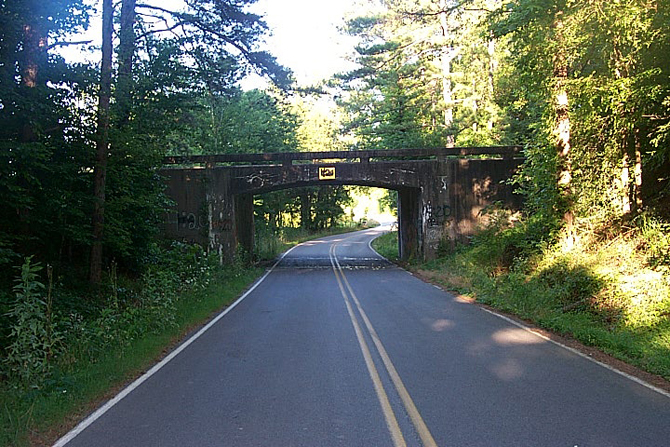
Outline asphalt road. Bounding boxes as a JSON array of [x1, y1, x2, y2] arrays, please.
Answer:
[[56, 227, 670, 447]]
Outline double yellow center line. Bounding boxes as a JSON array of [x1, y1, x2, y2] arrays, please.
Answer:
[[329, 241, 438, 447]]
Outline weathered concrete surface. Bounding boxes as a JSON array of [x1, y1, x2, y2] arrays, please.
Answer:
[[161, 153, 522, 262]]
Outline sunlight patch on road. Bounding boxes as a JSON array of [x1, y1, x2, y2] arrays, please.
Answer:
[[422, 318, 455, 332], [491, 328, 546, 346], [490, 358, 524, 381]]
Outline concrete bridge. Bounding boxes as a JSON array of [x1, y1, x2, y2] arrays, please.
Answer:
[[161, 147, 523, 262]]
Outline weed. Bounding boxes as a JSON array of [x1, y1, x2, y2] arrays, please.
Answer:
[[3, 258, 62, 389], [536, 258, 606, 311], [637, 214, 670, 269]]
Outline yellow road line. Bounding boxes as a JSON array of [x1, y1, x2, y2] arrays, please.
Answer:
[[332, 242, 439, 447], [329, 244, 407, 447]]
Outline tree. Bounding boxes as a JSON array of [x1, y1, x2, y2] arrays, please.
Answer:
[[135, 0, 291, 89], [490, 0, 664, 224], [87, 0, 293, 282], [336, 0, 504, 149], [0, 0, 89, 141], [0, 1, 93, 270], [291, 95, 347, 152], [89, 0, 114, 284]]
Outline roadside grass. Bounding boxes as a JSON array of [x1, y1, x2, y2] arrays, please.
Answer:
[[370, 231, 399, 262], [0, 265, 262, 447], [378, 216, 670, 382]]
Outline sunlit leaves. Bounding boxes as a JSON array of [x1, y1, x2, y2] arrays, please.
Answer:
[[492, 0, 669, 219]]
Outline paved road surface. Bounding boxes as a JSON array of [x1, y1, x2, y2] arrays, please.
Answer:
[[56, 227, 670, 446]]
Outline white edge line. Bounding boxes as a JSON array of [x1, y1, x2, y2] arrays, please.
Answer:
[[53, 245, 299, 447], [478, 306, 670, 400]]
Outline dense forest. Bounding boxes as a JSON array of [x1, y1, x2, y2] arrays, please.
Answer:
[[0, 0, 356, 286], [1, 0, 669, 443]]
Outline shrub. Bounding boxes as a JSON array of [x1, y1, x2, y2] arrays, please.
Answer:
[[637, 214, 670, 269], [470, 211, 559, 275], [536, 258, 607, 312], [3, 258, 61, 389]]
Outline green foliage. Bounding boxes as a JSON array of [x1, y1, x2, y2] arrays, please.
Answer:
[[310, 187, 355, 230], [3, 258, 60, 389], [379, 189, 398, 217], [165, 88, 300, 157], [292, 95, 347, 152], [0, 250, 263, 447], [0, 0, 301, 290], [468, 211, 559, 274], [337, 0, 506, 149], [371, 231, 399, 261], [0, 241, 219, 408], [536, 259, 607, 311], [217, 90, 299, 153], [0, 63, 98, 272], [637, 214, 670, 270], [254, 186, 354, 234], [490, 0, 670, 222]]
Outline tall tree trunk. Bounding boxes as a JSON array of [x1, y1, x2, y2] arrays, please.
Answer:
[[19, 19, 48, 142], [20, 21, 47, 88], [487, 33, 496, 131], [90, 0, 114, 284], [633, 129, 643, 211], [116, 0, 136, 124], [623, 126, 643, 215], [553, 11, 575, 240], [439, 0, 457, 147], [621, 150, 632, 214]]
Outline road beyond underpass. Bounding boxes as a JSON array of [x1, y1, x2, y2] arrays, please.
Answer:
[[56, 227, 670, 447]]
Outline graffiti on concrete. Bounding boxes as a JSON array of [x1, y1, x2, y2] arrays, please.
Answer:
[[175, 213, 234, 232], [389, 168, 416, 176], [440, 176, 449, 192], [425, 203, 452, 226], [177, 211, 207, 230], [212, 219, 233, 231], [426, 227, 442, 243], [425, 226, 445, 252], [238, 172, 275, 189]]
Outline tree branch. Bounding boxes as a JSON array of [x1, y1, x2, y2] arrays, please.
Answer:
[[136, 3, 179, 16], [136, 23, 184, 40], [47, 40, 93, 50]]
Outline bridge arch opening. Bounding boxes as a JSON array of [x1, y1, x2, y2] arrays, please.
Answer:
[[238, 184, 414, 262]]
